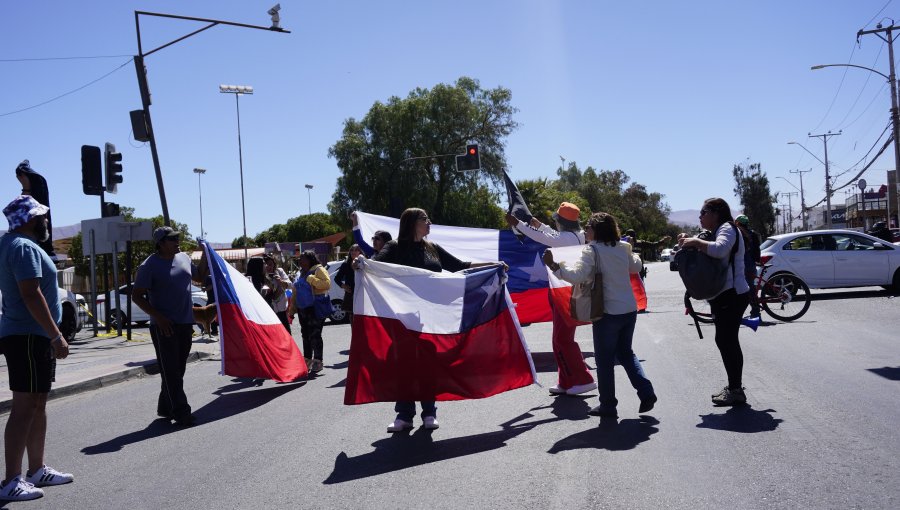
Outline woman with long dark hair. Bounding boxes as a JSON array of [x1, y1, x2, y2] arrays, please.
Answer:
[[678, 197, 750, 406], [291, 250, 331, 374], [543, 212, 656, 418], [372, 207, 502, 432]]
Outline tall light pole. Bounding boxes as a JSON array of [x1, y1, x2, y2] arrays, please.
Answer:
[[782, 191, 798, 232], [132, 9, 289, 226], [777, 174, 809, 231], [304, 184, 313, 214], [193, 167, 206, 240], [220, 84, 253, 265]]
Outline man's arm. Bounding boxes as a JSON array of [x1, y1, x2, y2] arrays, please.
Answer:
[[17, 279, 68, 358], [132, 286, 174, 337]]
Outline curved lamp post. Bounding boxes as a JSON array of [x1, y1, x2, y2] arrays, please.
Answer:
[[812, 62, 899, 228]]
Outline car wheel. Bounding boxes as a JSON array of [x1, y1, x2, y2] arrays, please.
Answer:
[[60, 304, 77, 341], [330, 300, 348, 323], [108, 309, 128, 330]]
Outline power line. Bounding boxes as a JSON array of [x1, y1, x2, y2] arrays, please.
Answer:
[[0, 54, 133, 62], [0, 58, 133, 117]]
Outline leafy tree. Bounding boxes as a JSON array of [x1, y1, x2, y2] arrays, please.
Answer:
[[733, 162, 777, 237], [231, 235, 257, 249], [253, 213, 343, 245], [328, 77, 518, 228]]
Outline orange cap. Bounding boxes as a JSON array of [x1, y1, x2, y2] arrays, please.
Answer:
[[554, 202, 581, 222]]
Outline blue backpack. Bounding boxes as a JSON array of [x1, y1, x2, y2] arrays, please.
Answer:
[[293, 274, 315, 309], [675, 223, 740, 300]]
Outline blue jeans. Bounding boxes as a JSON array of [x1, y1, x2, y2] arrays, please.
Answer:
[[591, 311, 654, 410], [395, 401, 437, 422]]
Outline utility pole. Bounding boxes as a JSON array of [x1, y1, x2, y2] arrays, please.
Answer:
[[858, 23, 900, 228], [809, 131, 841, 228], [782, 191, 798, 232], [790, 168, 811, 230]]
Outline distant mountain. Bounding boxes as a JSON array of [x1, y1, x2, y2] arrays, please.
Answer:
[[668, 210, 700, 227]]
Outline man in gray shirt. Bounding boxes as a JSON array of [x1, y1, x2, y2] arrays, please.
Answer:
[[133, 227, 206, 427]]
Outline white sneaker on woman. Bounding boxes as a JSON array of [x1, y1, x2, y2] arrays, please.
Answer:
[[386, 419, 413, 433], [566, 382, 598, 395], [423, 416, 440, 429], [0, 476, 44, 501], [26, 465, 74, 487]]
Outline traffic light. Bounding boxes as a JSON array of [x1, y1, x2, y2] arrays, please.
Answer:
[[102, 202, 121, 218], [104, 142, 123, 194], [81, 145, 103, 196], [456, 144, 481, 171]]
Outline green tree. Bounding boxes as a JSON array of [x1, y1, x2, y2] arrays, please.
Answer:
[[253, 213, 343, 245], [231, 235, 257, 249], [328, 77, 517, 228], [733, 162, 777, 237]]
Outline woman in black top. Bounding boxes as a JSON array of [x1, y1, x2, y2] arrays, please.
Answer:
[[372, 207, 500, 433]]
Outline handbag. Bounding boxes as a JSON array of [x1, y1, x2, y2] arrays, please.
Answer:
[[569, 244, 605, 322], [313, 294, 334, 320]]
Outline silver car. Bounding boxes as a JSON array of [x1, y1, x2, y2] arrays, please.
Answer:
[[759, 229, 900, 291]]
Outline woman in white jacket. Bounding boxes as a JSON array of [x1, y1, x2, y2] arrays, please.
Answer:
[[543, 212, 656, 418]]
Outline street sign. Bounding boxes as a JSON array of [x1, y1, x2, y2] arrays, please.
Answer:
[[81, 217, 152, 256]]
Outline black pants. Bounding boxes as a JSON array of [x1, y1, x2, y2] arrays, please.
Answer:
[[150, 323, 194, 421], [276, 310, 291, 334], [709, 289, 750, 389], [299, 307, 324, 361]]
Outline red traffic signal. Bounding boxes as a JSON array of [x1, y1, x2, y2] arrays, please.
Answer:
[[456, 143, 481, 171]]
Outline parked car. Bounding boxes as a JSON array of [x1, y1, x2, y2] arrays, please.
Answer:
[[325, 260, 349, 323], [659, 248, 674, 262], [96, 284, 208, 329], [759, 229, 900, 291], [0, 287, 86, 341]]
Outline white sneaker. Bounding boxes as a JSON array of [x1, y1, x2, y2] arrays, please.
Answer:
[[548, 385, 567, 395], [26, 465, 74, 487], [386, 418, 413, 433], [566, 382, 598, 395], [423, 416, 440, 429], [0, 476, 44, 501]]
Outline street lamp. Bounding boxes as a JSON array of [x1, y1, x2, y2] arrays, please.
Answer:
[[220, 84, 254, 265], [193, 168, 206, 240], [304, 184, 313, 214], [812, 57, 899, 229]]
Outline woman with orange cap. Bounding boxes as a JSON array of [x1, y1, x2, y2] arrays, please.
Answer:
[[506, 202, 597, 396]]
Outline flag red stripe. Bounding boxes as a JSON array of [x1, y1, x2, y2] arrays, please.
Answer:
[[219, 304, 308, 382], [511, 288, 553, 324], [344, 308, 534, 405]]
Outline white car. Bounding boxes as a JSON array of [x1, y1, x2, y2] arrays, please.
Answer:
[[0, 287, 86, 341], [325, 261, 349, 323], [96, 284, 208, 329], [759, 229, 900, 291], [659, 248, 674, 262]]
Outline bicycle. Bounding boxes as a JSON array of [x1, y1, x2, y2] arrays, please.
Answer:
[[684, 263, 811, 324]]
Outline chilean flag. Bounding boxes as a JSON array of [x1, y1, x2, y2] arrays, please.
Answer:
[[354, 212, 553, 324], [202, 241, 308, 382], [344, 260, 536, 405]]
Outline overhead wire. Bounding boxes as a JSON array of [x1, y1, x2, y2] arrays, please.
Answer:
[[0, 58, 133, 117], [0, 54, 133, 62]]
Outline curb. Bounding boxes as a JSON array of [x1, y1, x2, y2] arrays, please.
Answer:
[[0, 351, 215, 415]]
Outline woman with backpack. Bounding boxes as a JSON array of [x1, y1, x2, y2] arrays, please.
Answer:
[[677, 198, 750, 406], [542, 212, 656, 419], [291, 251, 331, 374]]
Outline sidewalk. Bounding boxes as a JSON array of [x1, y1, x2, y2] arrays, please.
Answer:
[[0, 327, 220, 414]]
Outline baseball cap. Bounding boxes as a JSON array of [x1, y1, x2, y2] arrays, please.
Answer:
[[735, 215, 749, 226], [552, 202, 581, 229], [152, 226, 180, 245], [3, 195, 49, 231]]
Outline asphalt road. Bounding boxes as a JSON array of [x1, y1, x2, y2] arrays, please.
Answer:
[[12, 263, 900, 509]]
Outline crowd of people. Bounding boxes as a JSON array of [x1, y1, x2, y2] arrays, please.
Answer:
[[0, 190, 765, 502]]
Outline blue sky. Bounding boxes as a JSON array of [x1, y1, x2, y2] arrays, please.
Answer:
[[2, 1, 897, 241]]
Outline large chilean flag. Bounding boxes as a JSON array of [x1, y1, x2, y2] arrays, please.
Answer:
[[353, 212, 554, 324], [202, 241, 308, 382], [344, 260, 536, 405]]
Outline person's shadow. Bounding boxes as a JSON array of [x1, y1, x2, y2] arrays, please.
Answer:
[[81, 379, 304, 455], [696, 406, 782, 433], [547, 416, 660, 453]]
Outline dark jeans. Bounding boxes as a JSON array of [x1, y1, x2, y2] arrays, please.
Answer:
[[149, 323, 194, 420], [591, 311, 654, 410], [709, 289, 751, 389], [299, 307, 324, 361], [276, 310, 291, 334], [744, 273, 760, 316], [395, 401, 437, 422]]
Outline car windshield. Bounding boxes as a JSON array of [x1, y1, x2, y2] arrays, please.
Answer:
[[760, 238, 777, 250]]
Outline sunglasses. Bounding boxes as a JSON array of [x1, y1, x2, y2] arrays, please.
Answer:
[[699, 209, 712, 217]]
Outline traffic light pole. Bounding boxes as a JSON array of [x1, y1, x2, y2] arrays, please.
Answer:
[[132, 10, 290, 227]]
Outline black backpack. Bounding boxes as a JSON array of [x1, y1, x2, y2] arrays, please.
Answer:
[[675, 223, 740, 300]]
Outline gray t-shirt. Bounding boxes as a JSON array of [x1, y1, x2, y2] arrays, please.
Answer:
[[134, 252, 198, 325]]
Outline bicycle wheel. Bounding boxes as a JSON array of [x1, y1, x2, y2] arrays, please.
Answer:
[[760, 273, 811, 322], [684, 292, 714, 324]]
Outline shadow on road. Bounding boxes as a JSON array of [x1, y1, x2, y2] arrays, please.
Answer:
[[867, 366, 900, 381], [696, 405, 782, 433], [808, 289, 897, 301], [80, 381, 303, 455], [531, 351, 595, 373], [547, 416, 660, 453]]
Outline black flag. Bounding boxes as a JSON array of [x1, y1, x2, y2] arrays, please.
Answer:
[[15, 160, 56, 259], [503, 170, 533, 223]]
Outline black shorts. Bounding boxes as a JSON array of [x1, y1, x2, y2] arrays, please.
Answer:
[[1, 334, 56, 393]]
